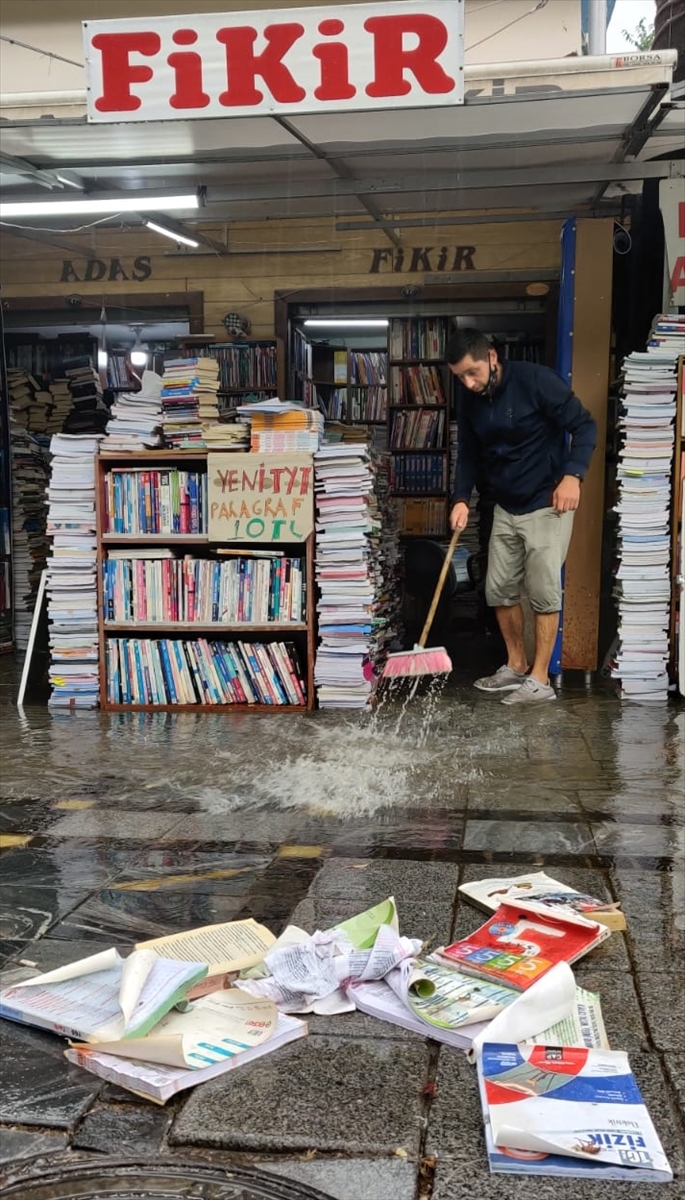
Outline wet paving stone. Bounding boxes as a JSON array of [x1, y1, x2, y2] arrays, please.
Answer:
[[0, 846, 139, 890], [255, 1157, 417, 1200], [635, 973, 685, 1052], [171, 1035, 431, 1155], [463, 818, 595, 855], [72, 1103, 171, 1154], [0, 889, 99, 948], [108, 851, 273, 893], [308, 858, 459, 909], [43, 811, 191, 842], [0, 1020, 101, 1128], [46, 887, 248, 944], [0, 1128, 69, 1167]]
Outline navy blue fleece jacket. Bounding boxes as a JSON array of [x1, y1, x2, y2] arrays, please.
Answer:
[[452, 360, 597, 515]]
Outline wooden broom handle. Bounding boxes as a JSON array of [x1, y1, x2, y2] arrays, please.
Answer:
[[418, 525, 461, 648]]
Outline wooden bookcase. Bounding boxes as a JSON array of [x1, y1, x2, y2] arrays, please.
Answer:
[[96, 449, 315, 711]]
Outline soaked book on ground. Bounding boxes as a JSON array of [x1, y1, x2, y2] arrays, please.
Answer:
[[436, 904, 610, 991], [65, 1011, 307, 1104], [478, 1043, 672, 1182], [458, 872, 626, 932], [135, 918, 277, 997]]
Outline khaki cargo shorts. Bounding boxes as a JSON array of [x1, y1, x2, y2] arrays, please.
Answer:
[[485, 504, 574, 614]]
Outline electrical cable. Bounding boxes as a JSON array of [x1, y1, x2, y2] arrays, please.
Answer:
[[466, 0, 550, 53], [0, 35, 83, 68]]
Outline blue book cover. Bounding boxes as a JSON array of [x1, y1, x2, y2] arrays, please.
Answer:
[[478, 1043, 672, 1183], [157, 640, 178, 704]]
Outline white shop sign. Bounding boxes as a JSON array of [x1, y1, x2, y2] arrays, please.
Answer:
[[659, 178, 685, 307], [83, 0, 464, 123]]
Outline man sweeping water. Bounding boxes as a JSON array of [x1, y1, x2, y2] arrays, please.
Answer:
[[447, 328, 597, 705]]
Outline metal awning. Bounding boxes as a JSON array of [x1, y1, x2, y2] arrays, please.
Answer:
[[0, 51, 682, 236]]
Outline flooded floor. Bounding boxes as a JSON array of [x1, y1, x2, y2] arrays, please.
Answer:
[[0, 649, 683, 1200]]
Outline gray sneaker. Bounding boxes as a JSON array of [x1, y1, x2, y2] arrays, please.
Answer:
[[501, 676, 556, 705], [474, 664, 528, 693]]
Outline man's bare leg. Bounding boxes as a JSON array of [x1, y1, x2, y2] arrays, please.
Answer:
[[495, 604, 528, 674], [530, 611, 560, 685]]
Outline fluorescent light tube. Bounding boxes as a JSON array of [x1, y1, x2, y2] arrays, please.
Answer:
[[0, 194, 199, 218], [145, 220, 199, 248], [303, 319, 389, 328]]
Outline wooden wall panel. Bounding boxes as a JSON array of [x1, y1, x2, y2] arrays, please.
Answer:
[[562, 217, 613, 672], [0, 216, 562, 343]]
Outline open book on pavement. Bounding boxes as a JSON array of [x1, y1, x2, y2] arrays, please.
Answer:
[[65, 1011, 307, 1105], [349, 961, 607, 1054], [459, 871, 626, 931], [436, 903, 609, 990], [136, 918, 276, 999], [478, 1042, 672, 1182], [0, 948, 206, 1043]]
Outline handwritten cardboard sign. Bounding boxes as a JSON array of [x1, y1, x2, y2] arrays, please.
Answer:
[[208, 452, 314, 543]]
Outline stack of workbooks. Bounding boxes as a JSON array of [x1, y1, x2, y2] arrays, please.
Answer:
[[611, 313, 684, 701], [0, 919, 306, 1105], [46, 434, 101, 708], [313, 441, 402, 707], [237, 398, 324, 453], [105, 371, 164, 450], [45, 378, 73, 435], [10, 422, 49, 650], [161, 356, 220, 448], [6, 369, 53, 435]]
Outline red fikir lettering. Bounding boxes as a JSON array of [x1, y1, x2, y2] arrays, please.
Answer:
[[313, 19, 356, 101], [671, 256, 685, 293], [216, 23, 306, 106], [92, 32, 161, 112], [168, 29, 210, 110], [363, 14, 455, 98], [678, 201, 685, 239]]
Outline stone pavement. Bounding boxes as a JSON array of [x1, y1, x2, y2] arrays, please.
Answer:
[[0, 662, 683, 1200]]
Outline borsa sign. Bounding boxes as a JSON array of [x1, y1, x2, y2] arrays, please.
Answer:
[[83, 0, 464, 123]]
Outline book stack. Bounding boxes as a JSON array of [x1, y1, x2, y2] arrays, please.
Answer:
[[160, 356, 220, 448], [9, 422, 49, 650], [7, 370, 53, 435], [314, 442, 401, 708], [237, 398, 324, 453], [46, 434, 101, 708], [45, 379, 73, 435], [611, 314, 684, 702], [105, 371, 164, 451], [62, 357, 109, 435], [201, 421, 250, 450], [106, 637, 307, 706]]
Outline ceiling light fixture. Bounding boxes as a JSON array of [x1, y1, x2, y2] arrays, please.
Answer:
[[0, 193, 200, 218], [145, 219, 200, 249], [303, 319, 389, 328], [130, 328, 149, 368]]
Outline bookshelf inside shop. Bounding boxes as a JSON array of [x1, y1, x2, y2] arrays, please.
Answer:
[[210, 338, 285, 416], [301, 343, 389, 426], [388, 317, 452, 538], [95, 450, 315, 712]]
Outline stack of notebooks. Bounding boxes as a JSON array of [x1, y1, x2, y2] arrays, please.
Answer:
[[46, 434, 101, 708], [105, 371, 164, 451], [611, 313, 684, 702], [237, 398, 324, 453], [62, 357, 109, 435], [161, 356, 220, 448], [9, 422, 49, 651], [314, 442, 401, 708]]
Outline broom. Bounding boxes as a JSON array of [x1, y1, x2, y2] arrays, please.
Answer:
[[380, 525, 460, 684]]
